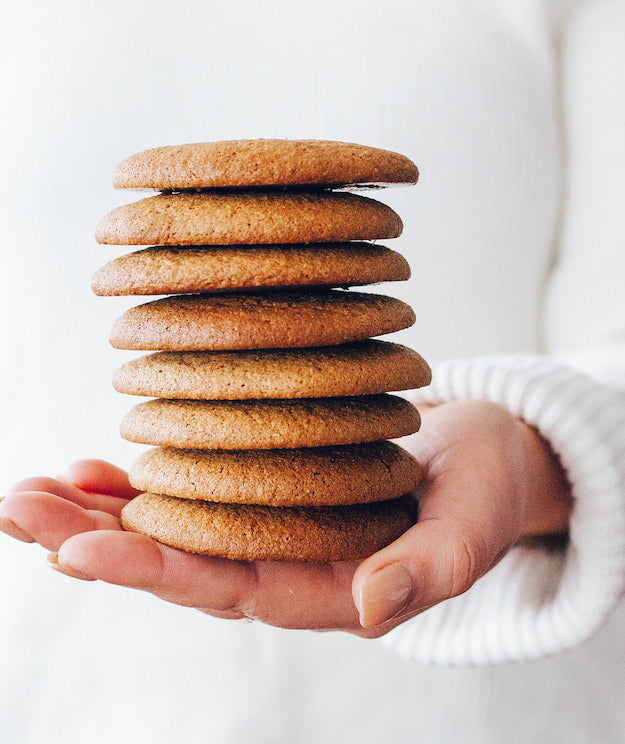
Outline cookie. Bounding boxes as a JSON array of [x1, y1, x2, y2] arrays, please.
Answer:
[[91, 243, 410, 296], [111, 139, 418, 190], [120, 394, 421, 450], [121, 492, 414, 561], [95, 192, 402, 246], [112, 341, 432, 400], [109, 290, 416, 351], [128, 441, 421, 507]]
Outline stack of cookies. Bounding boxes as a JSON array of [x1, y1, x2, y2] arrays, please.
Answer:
[[94, 139, 431, 562]]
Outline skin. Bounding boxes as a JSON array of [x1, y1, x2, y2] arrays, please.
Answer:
[[0, 400, 572, 638]]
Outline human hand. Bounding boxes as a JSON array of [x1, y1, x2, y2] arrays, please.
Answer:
[[0, 400, 571, 637]]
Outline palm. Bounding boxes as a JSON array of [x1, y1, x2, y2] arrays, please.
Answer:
[[1, 459, 377, 634]]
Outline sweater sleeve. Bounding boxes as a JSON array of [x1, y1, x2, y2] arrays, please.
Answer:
[[379, 353, 625, 665]]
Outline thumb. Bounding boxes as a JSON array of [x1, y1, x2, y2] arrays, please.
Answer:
[[351, 447, 524, 629], [352, 517, 508, 629], [352, 401, 529, 630]]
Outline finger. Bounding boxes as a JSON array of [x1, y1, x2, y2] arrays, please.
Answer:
[[352, 520, 503, 629], [57, 530, 256, 609], [7, 476, 130, 516], [54, 530, 362, 630], [352, 402, 530, 629], [0, 491, 121, 551], [63, 459, 141, 500], [352, 471, 521, 629]]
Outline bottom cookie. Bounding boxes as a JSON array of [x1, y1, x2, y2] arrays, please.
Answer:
[[120, 492, 415, 562]]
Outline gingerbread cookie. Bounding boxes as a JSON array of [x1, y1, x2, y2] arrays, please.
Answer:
[[129, 441, 421, 507], [112, 341, 431, 400], [95, 192, 402, 246], [120, 395, 420, 450], [111, 139, 418, 190], [91, 243, 410, 296], [120, 492, 414, 561], [109, 290, 415, 351]]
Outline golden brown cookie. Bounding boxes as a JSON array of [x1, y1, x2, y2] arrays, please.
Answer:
[[129, 442, 422, 506], [120, 394, 420, 450], [111, 139, 418, 190], [120, 492, 414, 561], [112, 341, 431, 400], [91, 243, 410, 296], [95, 192, 402, 246], [109, 290, 415, 351]]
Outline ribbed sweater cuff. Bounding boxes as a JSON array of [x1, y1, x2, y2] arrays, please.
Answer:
[[379, 354, 625, 665]]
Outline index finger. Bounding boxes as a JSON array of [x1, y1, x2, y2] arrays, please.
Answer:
[[63, 459, 141, 500], [7, 476, 130, 516]]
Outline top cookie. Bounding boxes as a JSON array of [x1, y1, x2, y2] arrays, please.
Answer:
[[111, 139, 419, 190]]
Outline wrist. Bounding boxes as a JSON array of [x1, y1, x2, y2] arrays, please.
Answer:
[[517, 419, 573, 538], [416, 402, 572, 539]]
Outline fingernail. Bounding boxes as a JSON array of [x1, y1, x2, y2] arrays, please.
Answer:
[[0, 517, 35, 543], [358, 564, 414, 628], [47, 553, 95, 582]]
